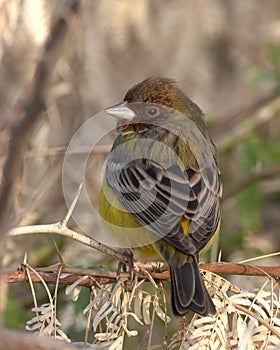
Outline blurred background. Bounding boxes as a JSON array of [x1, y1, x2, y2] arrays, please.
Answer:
[[1, 0, 280, 342]]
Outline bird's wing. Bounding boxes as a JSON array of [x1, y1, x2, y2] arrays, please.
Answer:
[[106, 134, 221, 255]]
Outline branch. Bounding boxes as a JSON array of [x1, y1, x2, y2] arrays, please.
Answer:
[[6, 182, 280, 280], [7, 182, 128, 265], [0, 0, 80, 235], [8, 222, 128, 265], [199, 262, 280, 278], [222, 164, 280, 201], [0, 329, 88, 350], [7, 181, 129, 265], [4, 262, 280, 287], [211, 89, 280, 139]]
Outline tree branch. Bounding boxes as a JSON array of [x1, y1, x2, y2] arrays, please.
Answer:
[[0, 329, 88, 350], [210, 89, 280, 139], [0, 0, 80, 235], [8, 222, 128, 265], [4, 262, 280, 288], [7, 178, 130, 266], [222, 164, 280, 201], [6, 190, 280, 281]]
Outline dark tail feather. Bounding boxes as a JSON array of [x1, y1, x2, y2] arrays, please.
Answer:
[[170, 258, 216, 316]]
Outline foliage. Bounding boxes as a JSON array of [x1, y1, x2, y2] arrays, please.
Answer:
[[21, 263, 280, 349]]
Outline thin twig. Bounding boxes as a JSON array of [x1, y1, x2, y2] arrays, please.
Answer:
[[222, 164, 280, 201], [211, 89, 280, 139], [25, 256, 39, 320], [233, 303, 280, 340], [215, 95, 280, 154], [25, 262, 55, 333], [7, 176, 128, 265], [147, 290, 156, 349], [239, 251, 280, 264], [8, 223, 128, 264], [53, 265, 63, 339], [62, 183, 83, 225], [85, 288, 93, 344], [22, 145, 111, 158]]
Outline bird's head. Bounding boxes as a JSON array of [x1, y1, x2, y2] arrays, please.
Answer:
[[105, 76, 206, 135]]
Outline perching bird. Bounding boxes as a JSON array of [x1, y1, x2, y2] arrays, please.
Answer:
[[99, 77, 222, 316]]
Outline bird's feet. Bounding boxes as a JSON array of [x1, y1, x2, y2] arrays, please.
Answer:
[[116, 253, 167, 291], [116, 250, 135, 281]]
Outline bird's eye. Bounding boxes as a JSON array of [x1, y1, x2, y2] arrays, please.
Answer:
[[146, 107, 160, 117]]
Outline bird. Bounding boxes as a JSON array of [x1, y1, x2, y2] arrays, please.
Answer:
[[99, 76, 222, 316]]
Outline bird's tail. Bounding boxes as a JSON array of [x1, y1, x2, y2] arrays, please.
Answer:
[[169, 257, 216, 316]]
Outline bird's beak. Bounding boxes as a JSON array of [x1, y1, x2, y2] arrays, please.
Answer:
[[105, 102, 135, 121]]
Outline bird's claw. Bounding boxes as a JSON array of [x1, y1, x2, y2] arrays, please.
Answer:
[[116, 251, 135, 281]]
